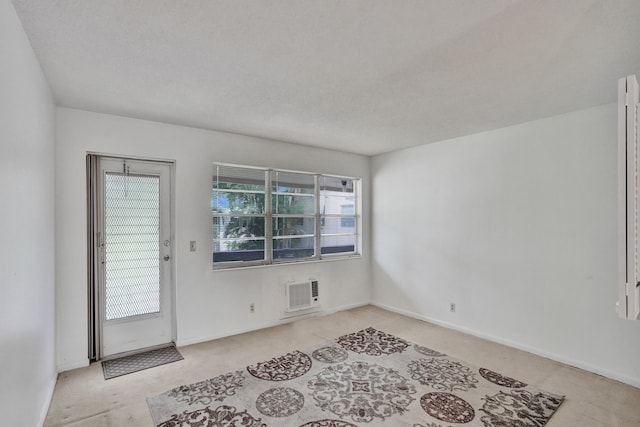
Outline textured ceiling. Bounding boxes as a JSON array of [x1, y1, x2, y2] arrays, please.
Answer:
[[11, 0, 640, 156]]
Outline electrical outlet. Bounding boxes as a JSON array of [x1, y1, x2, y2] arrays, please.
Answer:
[[450, 303, 456, 312], [189, 241, 196, 252], [250, 303, 255, 313]]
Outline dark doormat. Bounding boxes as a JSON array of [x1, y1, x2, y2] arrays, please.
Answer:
[[102, 345, 183, 380]]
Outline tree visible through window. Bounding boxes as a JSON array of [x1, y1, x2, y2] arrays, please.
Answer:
[[212, 166, 266, 262], [212, 164, 359, 267]]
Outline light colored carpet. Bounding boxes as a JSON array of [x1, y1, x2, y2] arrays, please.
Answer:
[[43, 306, 640, 426], [147, 327, 563, 426]]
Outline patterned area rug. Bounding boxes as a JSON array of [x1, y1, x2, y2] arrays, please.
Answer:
[[102, 345, 183, 380], [147, 328, 564, 426]]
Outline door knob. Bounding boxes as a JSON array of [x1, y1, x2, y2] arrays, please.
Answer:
[[164, 255, 170, 261]]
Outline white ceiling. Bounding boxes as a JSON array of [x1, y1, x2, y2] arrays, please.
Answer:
[[11, 0, 640, 156]]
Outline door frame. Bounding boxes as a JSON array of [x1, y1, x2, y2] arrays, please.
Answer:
[[87, 153, 176, 361]]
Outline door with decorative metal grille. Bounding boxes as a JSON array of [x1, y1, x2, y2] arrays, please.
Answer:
[[97, 158, 173, 357]]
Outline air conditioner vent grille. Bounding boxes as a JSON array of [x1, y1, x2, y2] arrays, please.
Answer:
[[286, 280, 320, 312]]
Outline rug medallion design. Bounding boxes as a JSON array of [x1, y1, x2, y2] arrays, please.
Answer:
[[147, 328, 564, 426]]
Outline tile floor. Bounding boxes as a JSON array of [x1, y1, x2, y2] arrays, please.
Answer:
[[44, 305, 640, 426]]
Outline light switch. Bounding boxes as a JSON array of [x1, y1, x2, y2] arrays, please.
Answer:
[[189, 241, 196, 252]]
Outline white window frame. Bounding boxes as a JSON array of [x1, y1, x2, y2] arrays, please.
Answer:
[[212, 163, 361, 269], [618, 74, 640, 320]]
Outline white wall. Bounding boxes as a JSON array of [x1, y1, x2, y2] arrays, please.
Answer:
[[56, 107, 370, 370], [372, 103, 640, 387], [0, 1, 57, 425]]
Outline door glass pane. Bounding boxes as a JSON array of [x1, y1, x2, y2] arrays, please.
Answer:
[[104, 172, 160, 320]]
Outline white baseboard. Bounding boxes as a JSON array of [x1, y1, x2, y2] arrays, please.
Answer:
[[323, 301, 369, 314], [176, 301, 369, 348], [38, 372, 57, 427], [372, 302, 640, 389], [177, 319, 304, 347], [56, 359, 89, 373]]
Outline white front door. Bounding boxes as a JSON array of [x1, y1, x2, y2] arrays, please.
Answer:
[[97, 157, 173, 357]]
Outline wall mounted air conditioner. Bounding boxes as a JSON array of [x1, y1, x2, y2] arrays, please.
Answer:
[[285, 280, 320, 312]]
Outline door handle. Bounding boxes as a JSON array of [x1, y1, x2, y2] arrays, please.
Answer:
[[164, 255, 170, 261]]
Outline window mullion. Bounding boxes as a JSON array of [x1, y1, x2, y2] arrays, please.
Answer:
[[265, 170, 273, 264], [354, 180, 359, 254], [314, 174, 321, 259]]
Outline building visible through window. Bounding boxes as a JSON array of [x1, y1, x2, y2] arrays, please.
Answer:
[[213, 164, 360, 268]]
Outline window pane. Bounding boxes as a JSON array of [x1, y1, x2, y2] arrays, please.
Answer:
[[213, 165, 265, 191], [273, 236, 315, 260], [212, 191, 265, 214], [321, 235, 356, 254], [273, 217, 315, 237], [214, 239, 265, 262], [213, 165, 267, 265], [321, 194, 355, 214], [320, 176, 354, 193], [321, 216, 356, 234], [320, 176, 354, 216], [213, 216, 265, 239], [272, 194, 315, 215], [272, 171, 314, 194]]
